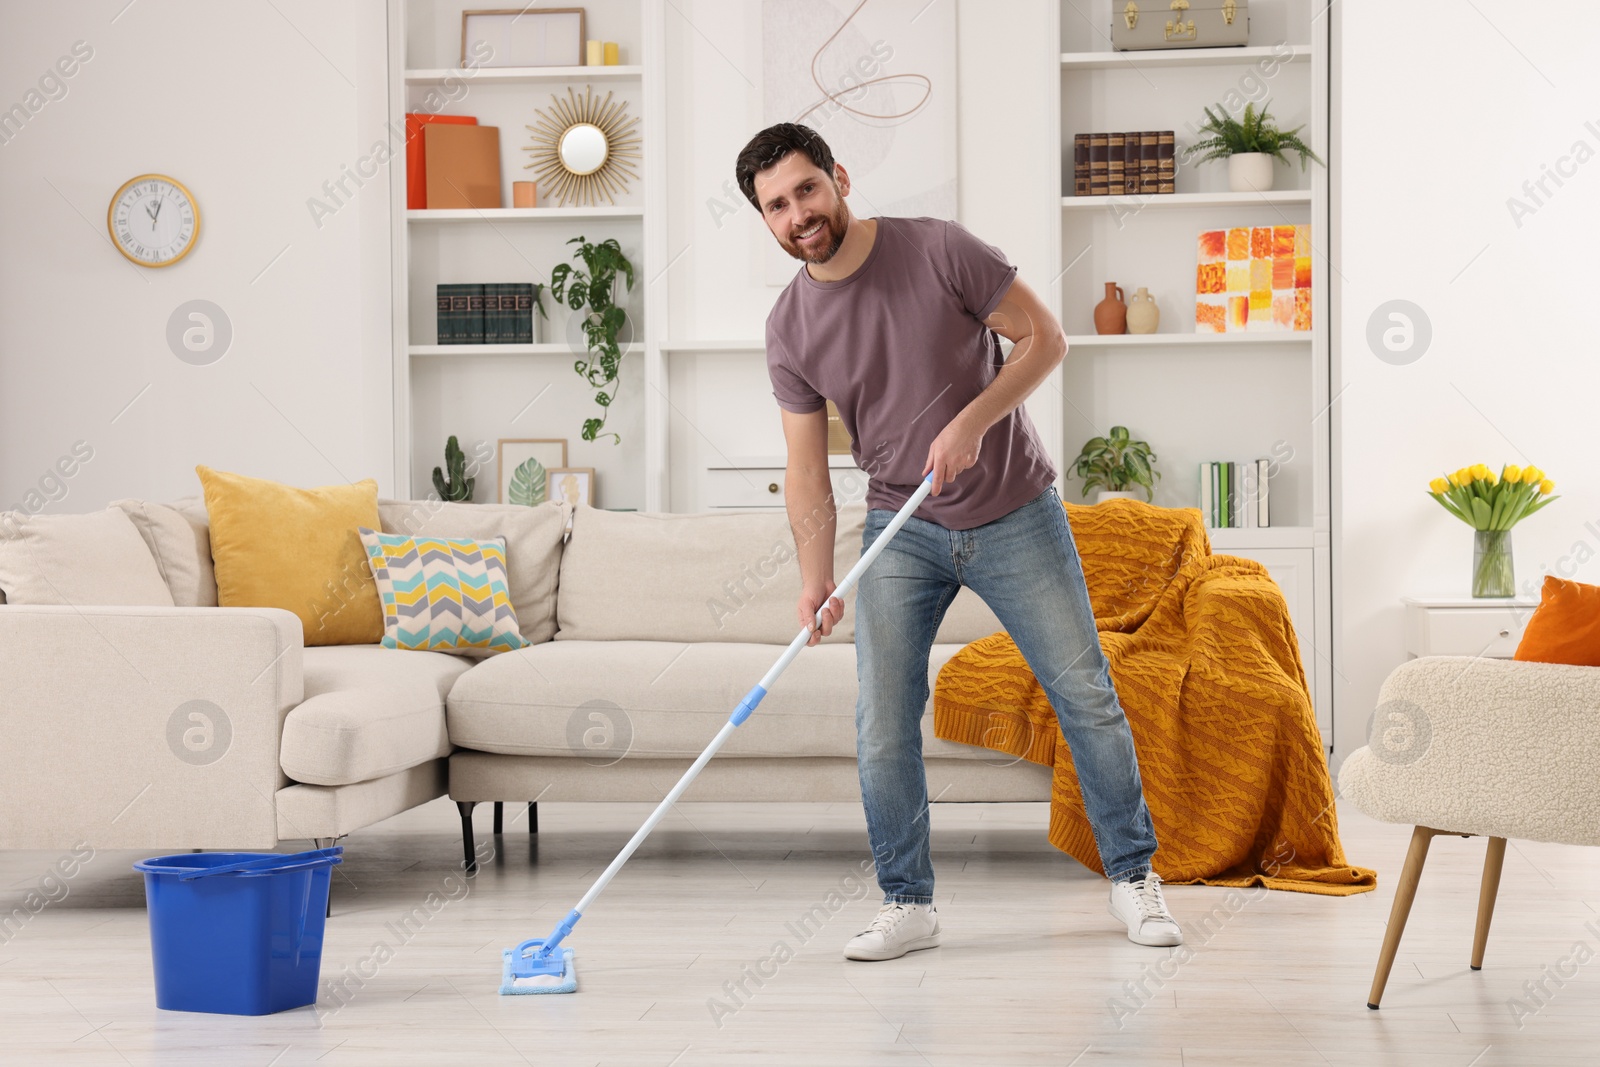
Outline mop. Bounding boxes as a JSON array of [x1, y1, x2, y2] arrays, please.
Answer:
[[500, 473, 937, 995]]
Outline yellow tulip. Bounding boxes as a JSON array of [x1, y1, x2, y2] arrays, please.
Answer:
[[1522, 466, 1542, 484], [1456, 467, 1474, 485], [1447, 473, 1461, 488], [1472, 463, 1492, 479], [1429, 477, 1450, 494], [1503, 464, 1522, 483], [1484, 469, 1499, 485], [1540, 478, 1555, 495]]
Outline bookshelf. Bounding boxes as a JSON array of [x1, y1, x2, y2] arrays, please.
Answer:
[[1054, 0, 1332, 740], [389, 0, 663, 511]]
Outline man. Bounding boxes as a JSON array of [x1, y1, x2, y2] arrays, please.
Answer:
[[735, 123, 1182, 961]]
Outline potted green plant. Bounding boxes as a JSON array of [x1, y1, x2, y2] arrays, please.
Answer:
[[551, 235, 635, 444], [432, 435, 474, 502], [1073, 426, 1158, 503], [1182, 100, 1323, 193]]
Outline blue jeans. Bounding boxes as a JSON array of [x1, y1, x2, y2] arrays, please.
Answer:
[[854, 485, 1158, 903]]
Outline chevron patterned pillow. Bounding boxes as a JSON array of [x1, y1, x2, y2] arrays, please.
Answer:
[[358, 528, 529, 654]]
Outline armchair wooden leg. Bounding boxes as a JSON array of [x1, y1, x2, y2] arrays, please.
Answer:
[[529, 801, 538, 834], [1471, 836, 1508, 970], [1369, 825, 1438, 1009], [493, 801, 504, 836]]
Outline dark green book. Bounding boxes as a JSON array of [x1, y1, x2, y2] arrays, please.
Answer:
[[437, 283, 471, 345], [511, 283, 535, 344], [465, 284, 486, 344], [435, 286, 453, 344], [1219, 462, 1230, 528], [483, 282, 504, 345]]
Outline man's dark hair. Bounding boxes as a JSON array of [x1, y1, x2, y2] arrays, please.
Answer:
[[734, 123, 836, 211]]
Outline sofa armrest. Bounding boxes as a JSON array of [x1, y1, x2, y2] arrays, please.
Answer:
[[1337, 655, 1600, 846], [0, 605, 303, 849]]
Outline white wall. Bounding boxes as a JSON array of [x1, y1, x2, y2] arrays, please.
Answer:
[[1333, 2, 1600, 760], [0, 0, 393, 512]]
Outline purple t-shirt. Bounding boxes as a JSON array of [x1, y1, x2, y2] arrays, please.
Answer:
[[765, 216, 1057, 530]]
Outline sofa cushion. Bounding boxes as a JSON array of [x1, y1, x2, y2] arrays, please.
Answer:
[[280, 645, 472, 787], [0, 508, 174, 607], [197, 466, 384, 646], [378, 500, 565, 645], [111, 499, 218, 607], [935, 587, 1004, 645], [446, 639, 997, 761], [555, 504, 867, 644], [359, 528, 528, 655]]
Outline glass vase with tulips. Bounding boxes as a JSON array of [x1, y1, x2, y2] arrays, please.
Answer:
[[1426, 463, 1558, 597]]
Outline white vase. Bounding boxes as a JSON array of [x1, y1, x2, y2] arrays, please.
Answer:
[[1096, 490, 1139, 504], [1228, 153, 1275, 193]]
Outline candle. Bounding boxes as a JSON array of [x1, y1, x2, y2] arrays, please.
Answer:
[[603, 41, 619, 65], [586, 39, 602, 66], [512, 182, 537, 208]]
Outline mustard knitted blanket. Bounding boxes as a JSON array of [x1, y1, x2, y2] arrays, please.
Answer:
[[932, 498, 1375, 895]]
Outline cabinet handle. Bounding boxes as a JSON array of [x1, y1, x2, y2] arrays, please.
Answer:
[[767, 482, 779, 494], [1498, 628, 1510, 637]]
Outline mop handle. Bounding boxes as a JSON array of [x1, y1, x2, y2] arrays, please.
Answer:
[[534, 474, 936, 958]]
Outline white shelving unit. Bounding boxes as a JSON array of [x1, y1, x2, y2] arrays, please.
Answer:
[[1059, 44, 1311, 70], [389, 0, 661, 511], [406, 207, 644, 221], [1065, 332, 1311, 347], [1054, 1, 1333, 740]]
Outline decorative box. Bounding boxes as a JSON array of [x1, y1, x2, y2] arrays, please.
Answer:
[[1111, 0, 1248, 51]]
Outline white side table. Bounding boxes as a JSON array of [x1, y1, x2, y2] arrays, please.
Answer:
[[1401, 596, 1539, 659]]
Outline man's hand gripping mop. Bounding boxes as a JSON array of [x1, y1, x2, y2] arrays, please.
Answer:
[[500, 473, 936, 994]]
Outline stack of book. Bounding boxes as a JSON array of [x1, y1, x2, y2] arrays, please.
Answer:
[[1073, 131, 1176, 197], [1199, 459, 1272, 529], [436, 283, 542, 345]]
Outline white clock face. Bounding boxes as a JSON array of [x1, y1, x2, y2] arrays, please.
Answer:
[[109, 175, 199, 267]]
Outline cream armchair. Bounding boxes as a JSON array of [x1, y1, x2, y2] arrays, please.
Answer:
[[1338, 655, 1600, 1008]]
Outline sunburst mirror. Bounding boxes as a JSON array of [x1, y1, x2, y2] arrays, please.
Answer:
[[523, 85, 642, 207]]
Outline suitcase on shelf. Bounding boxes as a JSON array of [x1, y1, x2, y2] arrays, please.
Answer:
[[1111, 0, 1248, 51]]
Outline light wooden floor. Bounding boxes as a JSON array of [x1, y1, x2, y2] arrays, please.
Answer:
[[2, 797, 1597, 1066]]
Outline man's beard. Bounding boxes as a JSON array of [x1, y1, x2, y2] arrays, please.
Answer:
[[779, 199, 850, 264]]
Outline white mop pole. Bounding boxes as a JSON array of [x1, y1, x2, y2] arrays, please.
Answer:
[[534, 474, 936, 956]]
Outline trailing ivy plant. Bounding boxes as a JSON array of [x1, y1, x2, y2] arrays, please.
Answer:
[[551, 235, 636, 444], [1182, 100, 1323, 170]]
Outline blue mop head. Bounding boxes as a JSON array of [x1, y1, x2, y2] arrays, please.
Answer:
[[499, 942, 577, 995]]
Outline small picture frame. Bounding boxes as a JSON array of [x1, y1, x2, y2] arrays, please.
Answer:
[[497, 438, 568, 503], [462, 8, 586, 68], [546, 467, 595, 510]]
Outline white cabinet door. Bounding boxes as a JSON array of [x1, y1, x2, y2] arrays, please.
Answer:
[[1216, 546, 1318, 714]]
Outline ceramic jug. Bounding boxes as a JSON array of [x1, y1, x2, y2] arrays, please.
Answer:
[[1094, 282, 1127, 335]]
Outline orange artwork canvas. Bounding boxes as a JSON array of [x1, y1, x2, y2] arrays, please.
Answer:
[[1196, 223, 1312, 333]]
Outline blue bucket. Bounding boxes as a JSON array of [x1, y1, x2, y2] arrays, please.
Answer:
[[134, 846, 343, 1015]]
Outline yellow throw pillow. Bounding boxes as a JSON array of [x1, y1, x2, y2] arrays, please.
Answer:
[[196, 466, 384, 646]]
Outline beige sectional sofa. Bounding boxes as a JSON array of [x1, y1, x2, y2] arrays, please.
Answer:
[[0, 495, 1047, 861]]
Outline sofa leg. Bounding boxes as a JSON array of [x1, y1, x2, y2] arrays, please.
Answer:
[[493, 802, 504, 836], [529, 801, 538, 834], [1368, 825, 1438, 1009], [1471, 836, 1508, 970], [312, 837, 340, 917], [456, 801, 478, 873]]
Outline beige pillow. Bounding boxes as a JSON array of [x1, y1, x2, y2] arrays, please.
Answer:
[[556, 503, 866, 644], [377, 499, 567, 645], [110, 499, 218, 607], [0, 509, 175, 606]]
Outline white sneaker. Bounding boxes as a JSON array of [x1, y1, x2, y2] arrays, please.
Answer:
[[843, 902, 942, 961], [1109, 871, 1183, 947]]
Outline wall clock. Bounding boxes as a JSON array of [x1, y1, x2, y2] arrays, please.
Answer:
[[107, 174, 200, 267]]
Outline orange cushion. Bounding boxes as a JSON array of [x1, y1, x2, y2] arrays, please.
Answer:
[[1513, 576, 1600, 666]]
